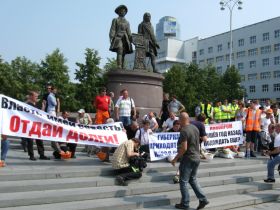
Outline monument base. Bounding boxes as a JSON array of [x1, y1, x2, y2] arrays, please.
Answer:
[[106, 69, 164, 117]]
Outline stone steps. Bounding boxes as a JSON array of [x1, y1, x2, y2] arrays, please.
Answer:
[[1, 149, 278, 209], [137, 189, 280, 210], [1, 179, 279, 209]]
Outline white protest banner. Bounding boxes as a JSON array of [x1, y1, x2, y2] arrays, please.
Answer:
[[149, 132, 179, 161], [149, 121, 244, 161], [203, 121, 243, 149], [0, 95, 128, 147]]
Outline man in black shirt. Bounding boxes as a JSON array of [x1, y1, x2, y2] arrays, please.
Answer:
[[126, 121, 139, 140], [24, 91, 50, 161], [171, 112, 208, 210]]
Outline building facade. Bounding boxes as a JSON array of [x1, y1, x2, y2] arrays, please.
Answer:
[[197, 16, 280, 103], [156, 16, 181, 40], [126, 16, 280, 102]]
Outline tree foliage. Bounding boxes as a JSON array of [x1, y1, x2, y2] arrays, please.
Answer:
[[39, 49, 79, 111], [163, 64, 244, 115], [75, 48, 104, 112]]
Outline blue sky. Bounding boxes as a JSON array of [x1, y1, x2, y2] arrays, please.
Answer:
[[1, 0, 280, 80]]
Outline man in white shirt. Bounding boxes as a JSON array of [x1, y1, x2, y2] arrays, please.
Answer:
[[264, 123, 280, 183], [162, 112, 179, 131], [142, 112, 158, 132], [135, 120, 153, 154], [115, 89, 136, 127]]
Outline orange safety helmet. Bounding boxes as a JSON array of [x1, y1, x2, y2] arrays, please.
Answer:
[[96, 151, 107, 161]]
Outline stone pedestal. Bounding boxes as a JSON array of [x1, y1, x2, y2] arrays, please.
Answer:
[[106, 69, 164, 117]]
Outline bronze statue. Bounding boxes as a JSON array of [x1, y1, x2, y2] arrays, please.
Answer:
[[109, 5, 133, 69], [138, 13, 160, 73]]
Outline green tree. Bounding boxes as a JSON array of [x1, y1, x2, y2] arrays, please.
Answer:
[[10, 57, 41, 100], [39, 49, 78, 111], [102, 57, 118, 85], [222, 66, 244, 101], [0, 56, 18, 98], [75, 48, 104, 112]]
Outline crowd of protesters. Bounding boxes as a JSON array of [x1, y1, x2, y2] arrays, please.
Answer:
[[1, 86, 280, 208]]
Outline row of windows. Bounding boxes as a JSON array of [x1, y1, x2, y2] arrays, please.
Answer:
[[199, 29, 280, 55], [249, 84, 280, 93], [236, 57, 280, 69], [200, 43, 279, 61], [201, 56, 280, 67], [240, 71, 280, 81], [233, 57, 280, 69]]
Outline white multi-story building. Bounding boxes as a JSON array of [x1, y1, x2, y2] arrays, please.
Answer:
[[126, 16, 280, 102], [197, 16, 280, 103]]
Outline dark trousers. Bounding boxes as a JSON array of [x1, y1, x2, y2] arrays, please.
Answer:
[[67, 143, 77, 157], [115, 167, 142, 181], [23, 138, 45, 158], [139, 145, 150, 154]]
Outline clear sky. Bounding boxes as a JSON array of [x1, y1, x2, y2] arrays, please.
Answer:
[[1, 0, 280, 80]]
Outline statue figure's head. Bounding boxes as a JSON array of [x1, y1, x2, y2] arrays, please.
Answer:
[[143, 13, 151, 22], [115, 5, 128, 17]]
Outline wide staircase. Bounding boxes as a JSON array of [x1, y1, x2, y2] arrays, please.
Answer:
[[1, 138, 280, 210]]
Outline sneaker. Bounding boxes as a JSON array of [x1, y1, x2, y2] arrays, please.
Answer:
[[250, 151, 256, 157], [173, 175, 180, 184], [39, 156, 50, 160], [115, 176, 127, 186], [29, 157, 36, 161], [175, 203, 189, 210], [197, 200, 209, 209], [264, 178, 275, 183]]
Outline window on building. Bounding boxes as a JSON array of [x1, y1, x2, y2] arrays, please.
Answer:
[[238, 62, 244, 70], [240, 75, 245, 81], [226, 54, 229, 61], [263, 32, 269, 41], [262, 58, 270, 67], [248, 73, 258, 81], [236, 51, 245, 58], [199, 49, 204, 55], [274, 84, 280, 92], [216, 66, 222, 74], [248, 48, 258, 56], [260, 72, 271, 79], [207, 58, 214, 64], [199, 60, 205, 65], [275, 56, 280, 65], [275, 29, 280, 38], [216, 56, 224, 62], [261, 45, 271, 54], [227, 42, 230, 49], [208, 47, 213, 53], [238, 39, 244, 46], [274, 71, 280, 78], [249, 60, 256, 68], [250, 35, 256, 44], [262, 84, 269, 92], [249, 85, 256, 93], [275, 43, 280, 51], [217, 44, 222, 52]]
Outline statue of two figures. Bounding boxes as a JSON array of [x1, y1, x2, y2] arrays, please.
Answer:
[[109, 5, 160, 73]]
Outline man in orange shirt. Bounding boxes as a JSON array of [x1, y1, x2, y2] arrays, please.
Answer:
[[94, 87, 110, 124]]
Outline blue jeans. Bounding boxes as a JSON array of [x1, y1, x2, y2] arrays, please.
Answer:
[[267, 155, 280, 179], [179, 158, 207, 207], [1, 140, 9, 161], [119, 116, 131, 127]]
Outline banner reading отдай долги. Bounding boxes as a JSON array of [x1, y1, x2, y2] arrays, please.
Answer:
[[0, 94, 128, 147]]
